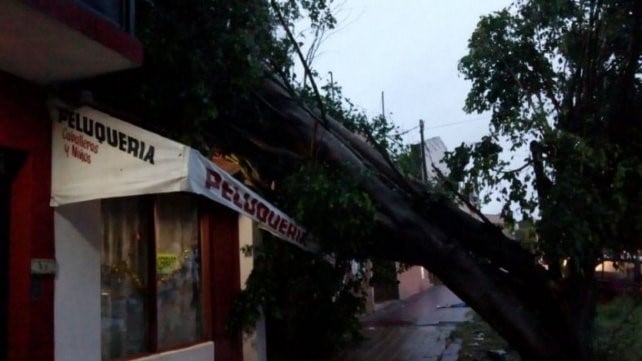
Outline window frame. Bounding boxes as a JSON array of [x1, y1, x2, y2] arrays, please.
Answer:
[[101, 193, 212, 361]]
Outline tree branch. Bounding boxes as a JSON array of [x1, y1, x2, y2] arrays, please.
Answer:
[[498, 161, 532, 175], [529, 140, 552, 201], [431, 164, 495, 226], [269, 0, 328, 157], [227, 124, 305, 161]]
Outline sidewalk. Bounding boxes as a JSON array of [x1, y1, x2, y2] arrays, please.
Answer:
[[333, 285, 471, 361]]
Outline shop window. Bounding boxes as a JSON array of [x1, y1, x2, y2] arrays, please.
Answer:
[[101, 193, 204, 360]]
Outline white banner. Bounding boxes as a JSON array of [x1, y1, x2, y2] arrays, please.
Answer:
[[49, 99, 315, 252]]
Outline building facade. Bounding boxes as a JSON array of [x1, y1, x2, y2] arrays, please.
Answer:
[[1, 2, 141, 360], [0, 2, 289, 360]]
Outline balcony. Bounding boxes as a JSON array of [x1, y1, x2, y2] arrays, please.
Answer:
[[0, 0, 143, 84], [72, 0, 134, 31]]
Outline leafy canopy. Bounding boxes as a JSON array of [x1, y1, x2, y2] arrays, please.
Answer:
[[86, 1, 396, 357], [447, 0, 642, 275], [89, 0, 335, 152]]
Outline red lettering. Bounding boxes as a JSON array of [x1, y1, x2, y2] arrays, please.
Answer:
[[71, 145, 91, 164], [232, 190, 244, 208], [243, 195, 257, 215], [205, 168, 222, 190], [287, 223, 298, 239], [256, 202, 269, 222], [267, 211, 281, 228], [221, 181, 234, 201], [278, 218, 289, 234]]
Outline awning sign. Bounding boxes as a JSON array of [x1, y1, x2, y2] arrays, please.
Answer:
[[49, 99, 315, 252]]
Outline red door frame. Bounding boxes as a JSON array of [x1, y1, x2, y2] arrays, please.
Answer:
[[208, 204, 243, 361], [0, 73, 54, 361]]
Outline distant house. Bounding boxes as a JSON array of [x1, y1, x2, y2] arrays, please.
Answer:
[[364, 262, 434, 313], [423, 136, 450, 179]]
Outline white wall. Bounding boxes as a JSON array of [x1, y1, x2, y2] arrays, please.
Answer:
[[54, 200, 102, 361], [238, 216, 267, 361], [238, 216, 255, 288]]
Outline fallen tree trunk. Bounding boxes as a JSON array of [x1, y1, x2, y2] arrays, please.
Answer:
[[219, 77, 595, 361]]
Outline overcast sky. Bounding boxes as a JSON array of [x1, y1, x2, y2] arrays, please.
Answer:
[[299, 0, 512, 150], [296, 1, 514, 213]]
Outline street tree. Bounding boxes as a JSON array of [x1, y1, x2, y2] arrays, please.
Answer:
[[80, 1, 641, 360], [448, 0, 641, 359]]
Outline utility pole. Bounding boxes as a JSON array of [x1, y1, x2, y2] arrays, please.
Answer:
[[328, 71, 334, 101], [381, 91, 385, 119], [419, 119, 428, 182]]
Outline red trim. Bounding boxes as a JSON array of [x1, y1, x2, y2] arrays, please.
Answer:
[[209, 205, 243, 361], [25, 0, 143, 64], [0, 74, 54, 361]]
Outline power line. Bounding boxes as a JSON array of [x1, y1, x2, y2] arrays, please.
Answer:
[[386, 116, 488, 141], [395, 125, 419, 136], [425, 117, 488, 130], [384, 125, 419, 140]]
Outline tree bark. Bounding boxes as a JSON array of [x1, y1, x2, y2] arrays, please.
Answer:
[[217, 78, 594, 361]]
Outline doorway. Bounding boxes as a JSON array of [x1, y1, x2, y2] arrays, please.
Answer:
[[0, 148, 25, 359]]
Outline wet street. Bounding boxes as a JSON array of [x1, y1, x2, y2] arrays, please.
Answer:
[[333, 285, 471, 361]]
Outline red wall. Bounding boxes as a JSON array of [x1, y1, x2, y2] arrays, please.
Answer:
[[208, 205, 243, 361], [0, 73, 54, 361]]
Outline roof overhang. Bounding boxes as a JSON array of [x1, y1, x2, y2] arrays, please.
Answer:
[[48, 99, 317, 252], [0, 0, 142, 84]]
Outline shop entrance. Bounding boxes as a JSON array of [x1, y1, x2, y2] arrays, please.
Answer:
[[0, 148, 25, 360]]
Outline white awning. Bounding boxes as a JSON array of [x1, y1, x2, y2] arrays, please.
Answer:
[[49, 99, 316, 252]]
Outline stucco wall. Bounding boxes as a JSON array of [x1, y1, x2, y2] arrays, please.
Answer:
[[398, 266, 433, 300], [54, 200, 102, 361], [238, 216, 266, 361]]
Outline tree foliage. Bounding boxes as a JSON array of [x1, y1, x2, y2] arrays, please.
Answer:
[[227, 235, 367, 361], [594, 295, 642, 361], [79, 1, 642, 360], [281, 163, 376, 254], [449, 0, 641, 274], [303, 82, 405, 158], [86, 0, 335, 152], [82, 1, 382, 358], [224, 78, 405, 359], [446, 1, 641, 358]]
